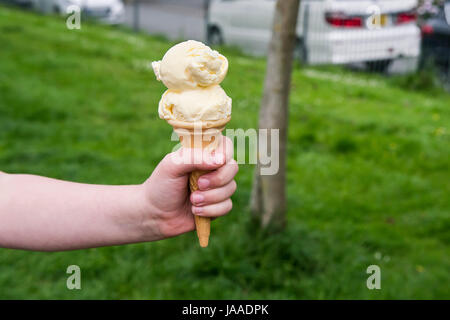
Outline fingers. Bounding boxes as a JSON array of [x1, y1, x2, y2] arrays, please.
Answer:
[[163, 148, 225, 177], [162, 136, 235, 178], [197, 158, 239, 190], [191, 180, 237, 207], [190, 157, 238, 218], [192, 199, 233, 218]]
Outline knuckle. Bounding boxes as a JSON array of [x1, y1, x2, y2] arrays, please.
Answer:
[[164, 152, 175, 162], [230, 159, 239, 173], [230, 180, 237, 193], [162, 152, 177, 168], [227, 199, 233, 211]]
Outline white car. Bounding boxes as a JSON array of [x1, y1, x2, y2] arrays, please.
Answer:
[[32, 0, 125, 25], [208, 0, 421, 71]]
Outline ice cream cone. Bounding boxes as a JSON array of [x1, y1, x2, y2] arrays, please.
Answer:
[[167, 116, 231, 247], [153, 40, 232, 248]]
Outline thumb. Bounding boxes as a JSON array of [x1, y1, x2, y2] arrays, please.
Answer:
[[163, 148, 225, 177]]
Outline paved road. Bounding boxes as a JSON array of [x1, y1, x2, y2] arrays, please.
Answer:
[[124, 0, 207, 42]]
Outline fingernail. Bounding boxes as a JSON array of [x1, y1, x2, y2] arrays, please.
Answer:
[[192, 206, 203, 214], [198, 178, 210, 189], [214, 153, 224, 164], [192, 193, 204, 204]]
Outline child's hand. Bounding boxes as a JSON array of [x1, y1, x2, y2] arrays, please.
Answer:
[[142, 136, 238, 239]]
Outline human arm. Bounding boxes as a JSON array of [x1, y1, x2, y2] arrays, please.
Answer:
[[0, 137, 237, 251]]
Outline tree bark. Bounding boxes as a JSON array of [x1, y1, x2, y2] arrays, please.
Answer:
[[250, 0, 300, 230]]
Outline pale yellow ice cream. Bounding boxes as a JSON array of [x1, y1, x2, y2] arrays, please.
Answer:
[[152, 40, 228, 90], [158, 85, 231, 122], [152, 40, 231, 122]]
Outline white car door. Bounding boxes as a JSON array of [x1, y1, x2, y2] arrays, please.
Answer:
[[246, 0, 276, 54], [214, 0, 247, 47], [225, 0, 276, 56], [225, 0, 258, 49]]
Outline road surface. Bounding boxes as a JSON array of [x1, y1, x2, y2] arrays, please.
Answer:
[[124, 0, 207, 42]]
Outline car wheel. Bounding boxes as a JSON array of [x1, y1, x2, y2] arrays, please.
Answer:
[[365, 59, 392, 73], [207, 26, 223, 46], [294, 39, 307, 65]]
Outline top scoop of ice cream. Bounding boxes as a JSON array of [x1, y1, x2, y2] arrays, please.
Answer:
[[152, 40, 228, 90]]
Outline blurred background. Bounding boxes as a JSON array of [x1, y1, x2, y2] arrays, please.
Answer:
[[10, 0, 450, 82], [0, 0, 449, 299]]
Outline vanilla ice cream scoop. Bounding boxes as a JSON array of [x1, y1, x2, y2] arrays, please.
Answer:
[[152, 40, 232, 122], [159, 85, 231, 122], [152, 40, 228, 90]]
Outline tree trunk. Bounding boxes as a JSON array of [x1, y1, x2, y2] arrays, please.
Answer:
[[250, 0, 300, 230]]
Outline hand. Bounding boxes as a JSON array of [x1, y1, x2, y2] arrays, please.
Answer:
[[142, 136, 238, 239]]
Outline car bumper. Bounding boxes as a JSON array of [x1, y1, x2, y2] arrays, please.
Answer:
[[308, 25, 421, 64]]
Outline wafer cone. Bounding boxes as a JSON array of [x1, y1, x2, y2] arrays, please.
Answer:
[[167, 116, 231, 247]]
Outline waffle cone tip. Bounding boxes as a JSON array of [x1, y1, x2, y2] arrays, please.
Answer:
[[194, 215, 210, 248], [198, 236, 209, 248]]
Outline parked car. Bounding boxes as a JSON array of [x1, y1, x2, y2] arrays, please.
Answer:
[[31, 0, 125, 25], [208, 0, 421, 71], [420, 1, 450, 72]]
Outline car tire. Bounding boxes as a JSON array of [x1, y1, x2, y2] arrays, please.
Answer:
[[294, 39, 308, 65], [207, 26, 223, 46], [365, 59, 392, 73]]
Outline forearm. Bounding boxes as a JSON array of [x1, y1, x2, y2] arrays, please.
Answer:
[[0, 172, 158, 251]]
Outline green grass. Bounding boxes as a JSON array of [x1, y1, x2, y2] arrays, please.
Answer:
[[0, 5, 449, 299]]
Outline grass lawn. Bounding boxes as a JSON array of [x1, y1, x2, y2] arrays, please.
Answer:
[[0, 5, 449, 299]]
